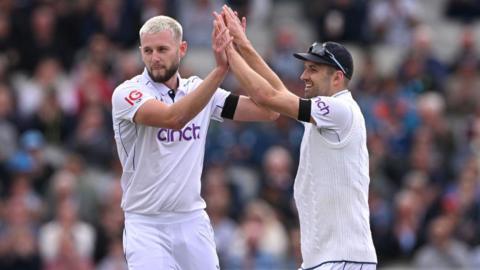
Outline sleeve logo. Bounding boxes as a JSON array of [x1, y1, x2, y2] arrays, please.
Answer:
[[315, 97, 330, 116], [124, 90, 143, 105]]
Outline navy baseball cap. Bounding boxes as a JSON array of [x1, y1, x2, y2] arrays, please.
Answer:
[[294, 41, 353, 79]]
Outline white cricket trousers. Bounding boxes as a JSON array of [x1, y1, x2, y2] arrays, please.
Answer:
[[123, 210, 219, 270]]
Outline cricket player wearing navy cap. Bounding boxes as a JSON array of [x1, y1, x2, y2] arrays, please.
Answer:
[[218, 6, 377, 270], [112, 15, 278, 269]]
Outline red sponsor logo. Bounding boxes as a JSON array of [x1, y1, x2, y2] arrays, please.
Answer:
[[124, 90, 143, 105]]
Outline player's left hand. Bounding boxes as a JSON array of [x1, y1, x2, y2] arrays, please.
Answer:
[[222, 5, 248, 48], [212, 11, 233, 71]]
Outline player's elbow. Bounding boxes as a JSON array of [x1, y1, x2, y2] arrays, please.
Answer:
[[253, 88, 276, 108]]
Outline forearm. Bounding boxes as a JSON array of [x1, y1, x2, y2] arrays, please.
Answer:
[[169, 67, 227, 127], [227, 46, 301, 120], [226, 46, 277, 106], [236, 41, 285, 91]]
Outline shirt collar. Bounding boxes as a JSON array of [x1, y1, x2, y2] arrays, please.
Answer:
[[332, 89, 350, 98], [142, 68, 186, 94]]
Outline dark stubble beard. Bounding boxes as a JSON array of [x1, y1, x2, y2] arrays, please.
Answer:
[[148, 60, 180, 83]]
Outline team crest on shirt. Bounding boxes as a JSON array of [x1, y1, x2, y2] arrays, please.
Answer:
[[315, 97, 330, 116], [124, 90, 143, 106]]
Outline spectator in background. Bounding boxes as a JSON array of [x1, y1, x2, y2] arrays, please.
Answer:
[[446, 27, 480, 118], [53, 0, 97, 51], [284, 225, 302, 269], [415, 93, 455, 184], [93, 179, 124, 267], [450, 25, 479, 72], [227, 0, 273, 35], [372, 75, 419, 167], [178, 0, 225, 47], [89, 0, 140, 48], [7, 173, 44, 223], [0, 197, 41, 270], [259, 145, 296, 224], [45, 168, 99, 224], [69, 105, 114, 170], [38, 198, 95, 270], [268, 26, 305, 87], [17, 4, 72, 73], [390, 189, 426, 259], [31, 90, 75, 146], [73, 59, 113, 113], [96, 238, 127, 270], [139, 0, 178, 23], [443, 158, 480, 247], [414, 215, 470, 269], [446, 56, 480, 117], [75, 33, 116, 76], [369, 0, 420, 46], [111, 50, 143, 86], [203, 165, 238, 268], [0, 84, 18, 185], [0, 10, 19, 71], [226, 200, 288, 270], [391, 168, 445, 261], [13, 57, 76, 120], [471, 243, 480, 269], [398, 25, 448, 95], [303, 0, 370, 43], [353, 53, 382, 132], [368, 185, 395, 262], [6, 130, 56, 197]]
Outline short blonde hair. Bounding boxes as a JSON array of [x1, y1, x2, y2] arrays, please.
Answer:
[[139, 15, 183, 42]]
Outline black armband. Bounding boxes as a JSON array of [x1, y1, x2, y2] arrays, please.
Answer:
[[298, 98, 311, 122], [221, 94, 240, 119]]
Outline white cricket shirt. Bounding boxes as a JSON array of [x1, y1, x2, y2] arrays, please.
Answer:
[[112, 69, 230, 214], [294, 90, 377, 268]]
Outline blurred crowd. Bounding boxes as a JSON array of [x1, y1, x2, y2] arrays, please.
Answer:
[[0, 0, 479, 269]]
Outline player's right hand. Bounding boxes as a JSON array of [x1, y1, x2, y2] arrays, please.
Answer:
[[222, 5, 249, 48], [212, 12, 233, 71]]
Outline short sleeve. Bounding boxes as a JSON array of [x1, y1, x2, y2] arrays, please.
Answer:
[[112, 83, 155, 122], [310, 96, 352, 135], [210, 88, 230, 122]]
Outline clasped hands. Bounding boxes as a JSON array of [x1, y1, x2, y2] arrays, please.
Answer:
[[211, 5, 248, 69]]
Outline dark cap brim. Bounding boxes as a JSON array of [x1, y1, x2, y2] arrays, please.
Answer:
[[293, 53, 337, 68]]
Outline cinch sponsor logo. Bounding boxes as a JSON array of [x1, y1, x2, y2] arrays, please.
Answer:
[[157, 123, 201, 142], [315, 97, 330, 116]]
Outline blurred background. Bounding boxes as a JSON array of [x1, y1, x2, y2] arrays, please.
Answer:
[[0, 0, 479, 269]]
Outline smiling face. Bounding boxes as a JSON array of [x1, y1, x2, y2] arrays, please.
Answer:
[[299, 61, 336, 98], [140, 30, 186, 84]]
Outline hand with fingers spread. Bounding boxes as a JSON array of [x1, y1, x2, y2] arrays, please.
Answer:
[[221, 5, 249, 48], [212, 11, 233, 71]]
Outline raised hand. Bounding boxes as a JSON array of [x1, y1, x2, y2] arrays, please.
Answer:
[[222, 5, 249, 47], [211, 11, 233, 70]]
